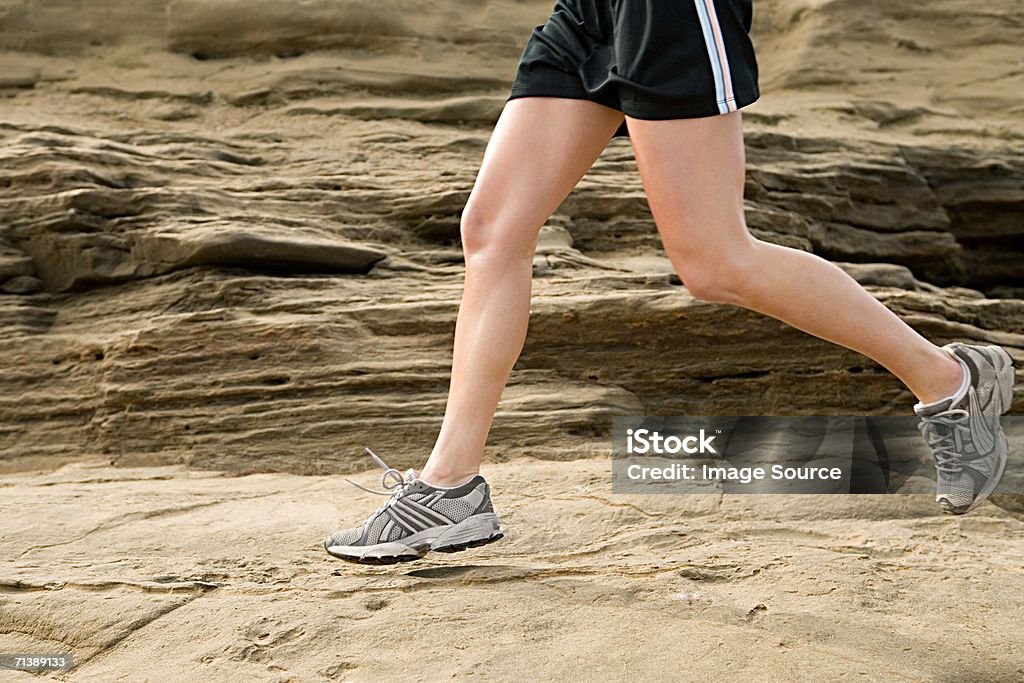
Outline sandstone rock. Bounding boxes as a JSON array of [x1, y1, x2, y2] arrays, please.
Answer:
[[0, 65, 40, 89], [2, 460, 1024, 679], [0, 250, 35, 279], [0, 275, 43, 294], [834, 263, 922, 291], [0, 0, 1021, 480]]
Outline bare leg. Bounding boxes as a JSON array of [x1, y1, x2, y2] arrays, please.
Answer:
[[624, 111, 964, 405], [419, 97, 625, 486]]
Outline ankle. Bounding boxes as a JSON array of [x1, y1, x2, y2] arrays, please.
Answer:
[[417, 468, 479, 488], [912, 346, 967, 405], [417, 473, 477, 489]]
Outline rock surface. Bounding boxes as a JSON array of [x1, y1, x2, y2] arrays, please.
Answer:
[[1, 128, 1021, 474], [1, 1, 1022, 476], [1, 460, 1023, 681]]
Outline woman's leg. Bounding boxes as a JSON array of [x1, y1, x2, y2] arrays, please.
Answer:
[[623, 110, 965, 405], [418, 97, 625, 486]]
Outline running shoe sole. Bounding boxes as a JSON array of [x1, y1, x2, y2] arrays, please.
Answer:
[[324, 512, 504, 565]]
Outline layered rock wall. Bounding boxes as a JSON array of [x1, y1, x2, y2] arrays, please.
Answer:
[[1, 0, 1021, 475]]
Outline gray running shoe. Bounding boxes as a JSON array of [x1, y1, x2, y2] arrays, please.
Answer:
[[914, 342, 1016, 514], [324, 448, 504, 564]]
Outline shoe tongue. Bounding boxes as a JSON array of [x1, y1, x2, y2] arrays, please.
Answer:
[[915, 396, 956, 417]]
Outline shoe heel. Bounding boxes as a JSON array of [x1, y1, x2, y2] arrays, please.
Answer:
[[431, 513, 503, 553], [990, 346, 1016, 413]]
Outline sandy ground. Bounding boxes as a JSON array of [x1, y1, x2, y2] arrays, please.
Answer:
[[2, 459, 1023, 682]]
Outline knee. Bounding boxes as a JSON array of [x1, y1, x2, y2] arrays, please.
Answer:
[[678, 267, 742, 305], [458, 204, 489, 257], [674, 250, 758, 306], [458, 205, 534, 262]]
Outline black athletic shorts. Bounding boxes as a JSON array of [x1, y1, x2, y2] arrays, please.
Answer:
[[506, 0, 760, 138]]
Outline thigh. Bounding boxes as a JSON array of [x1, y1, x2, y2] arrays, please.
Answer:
[[624, 110, 753, 260], [464, 96, 624, 254]]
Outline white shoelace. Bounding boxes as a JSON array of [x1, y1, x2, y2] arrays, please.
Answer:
[[344, 447, 415, 495], [917, 409, 971, 474]]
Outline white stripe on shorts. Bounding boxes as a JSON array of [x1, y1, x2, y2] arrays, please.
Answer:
[[693, 0, 737, 114]]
